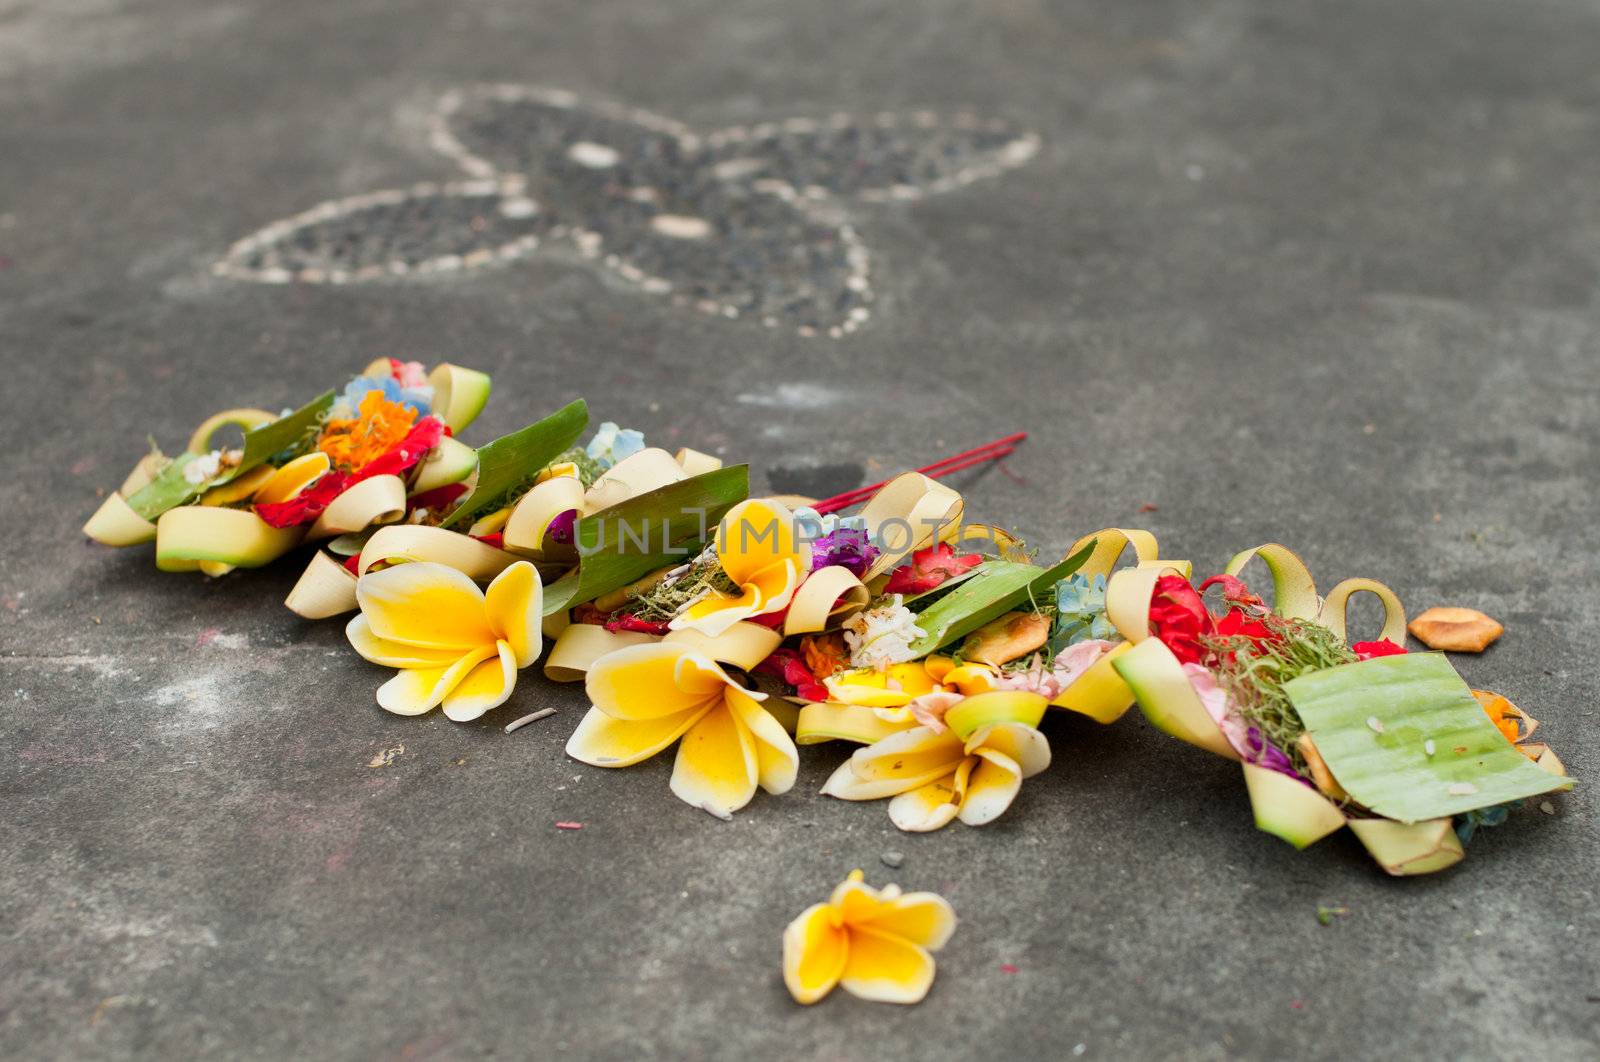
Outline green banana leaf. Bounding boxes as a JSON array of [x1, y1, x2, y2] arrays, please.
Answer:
[[126, 391, 335, 521], [1286, 652, 1571, 823], [542, 465, 749, 616], [442, 399, 589, 528], [902, 539, 1096, 657]]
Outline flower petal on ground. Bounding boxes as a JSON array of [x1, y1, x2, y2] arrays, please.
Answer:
[[846, 726, 966, 785], [484, 560, 543, 668], [670, 703, 759, 817], [859, 893, 958, 950], [887, 771, 964, 832], [957, 747, 1024, 826], [821, 759, 942, 801], [375, 643, 496, 716], [838, 926, 937, 1004], [357, 562, 495, 649], [565, 705, 708, 767], [966, 721, 1052, 778], [782, 902, 850, 1005], [727, 687, 798, 796], [441, 641, 518, 722]]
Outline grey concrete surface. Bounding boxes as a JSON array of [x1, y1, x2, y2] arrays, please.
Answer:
[[3, 1, 1598, 1058]]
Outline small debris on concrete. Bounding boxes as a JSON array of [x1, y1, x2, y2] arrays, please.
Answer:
[[1408, 606, 1504, 652], [1316, 904, 1349, 926], [555, 821, 583, 831], [1539, 801, 1555, 815], [880, 850, 904, 868], [1000, 963, 1020, 974], [505, 707, 556, 733], [367, 744, 404, 768], [1137, 502, 1159, 513]]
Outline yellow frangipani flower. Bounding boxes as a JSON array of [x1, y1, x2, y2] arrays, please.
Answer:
[[824, 657, 998, 718], [783, 870, 956, 1005], [668, 498, 812, 638], [821, 691, 1051, 832], [565, 642, 798, 818], [346, 560, 543, 721]]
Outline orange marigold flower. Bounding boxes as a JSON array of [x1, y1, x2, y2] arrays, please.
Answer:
[[801, 632, 850, 680], [318, 391, 418, 470], [1472, 690, 1522, 743]]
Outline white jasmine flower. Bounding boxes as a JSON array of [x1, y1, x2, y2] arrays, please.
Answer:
[[843, 595, 927, 668], [183, 450, 225, 485]]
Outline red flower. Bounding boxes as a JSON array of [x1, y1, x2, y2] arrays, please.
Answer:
[[749, 606, 790, 630], [1198, 574, 1266, 610], [257, 416, 447, 529], [1214, 607, 1279, 647], [1352, 639, 1407, 660], [571, 603, 608, 626], [407, 481, 468, 514], [883, 543, 983, 595], [1148, 573, 1213, 665], [754, 648, 829, 702], [604, 613, 670, 636]]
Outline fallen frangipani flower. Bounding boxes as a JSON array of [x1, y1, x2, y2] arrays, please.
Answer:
[[565, 643, 798, 818], [821, 690, 1052, 832], [783, 870, 956, 1005], [347, 559, 543, 720], [1105, 542, 1570, 874]]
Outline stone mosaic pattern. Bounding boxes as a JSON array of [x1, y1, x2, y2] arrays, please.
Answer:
[[214, 87, 1040, 336]]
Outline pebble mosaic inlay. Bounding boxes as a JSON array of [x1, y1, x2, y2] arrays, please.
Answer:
[[213, 87, 1040, 336]]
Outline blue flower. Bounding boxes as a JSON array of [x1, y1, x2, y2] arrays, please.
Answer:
[[333, 375, 432, 418], [1048, 574, 1117, 653], [584, 422, 646, 469]]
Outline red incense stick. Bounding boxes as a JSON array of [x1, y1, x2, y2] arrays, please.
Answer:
[[812, 432, 1027, 515]]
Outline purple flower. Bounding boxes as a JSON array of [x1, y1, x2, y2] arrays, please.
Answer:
[[811, 527, 878, 578], [1246, 727, 1307, 784], [547, 509, 577, 546]]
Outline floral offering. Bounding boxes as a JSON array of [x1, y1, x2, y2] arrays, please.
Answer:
[[83, 358, 492, 576], [92, 398, 1575, 906], [1099, 544, 1570, 874]]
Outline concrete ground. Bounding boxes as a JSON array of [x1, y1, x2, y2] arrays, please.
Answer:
[[3, 1, 1598, 1058]]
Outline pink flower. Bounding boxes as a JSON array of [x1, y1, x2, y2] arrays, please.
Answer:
[[1180, 662, 1254, 759], [906, 691, 964, 733], [996, 639, 1116, 700], [389, 358, 430, 389]]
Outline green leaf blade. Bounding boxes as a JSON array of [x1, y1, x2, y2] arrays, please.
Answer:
[[903, 539, 1095, 657], [442, 399, 589, 528], [240, 391, 335, 468], [124, 391, 335, 521], [1287, 653, 1570, 823], [542, 465, 750, 615]]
